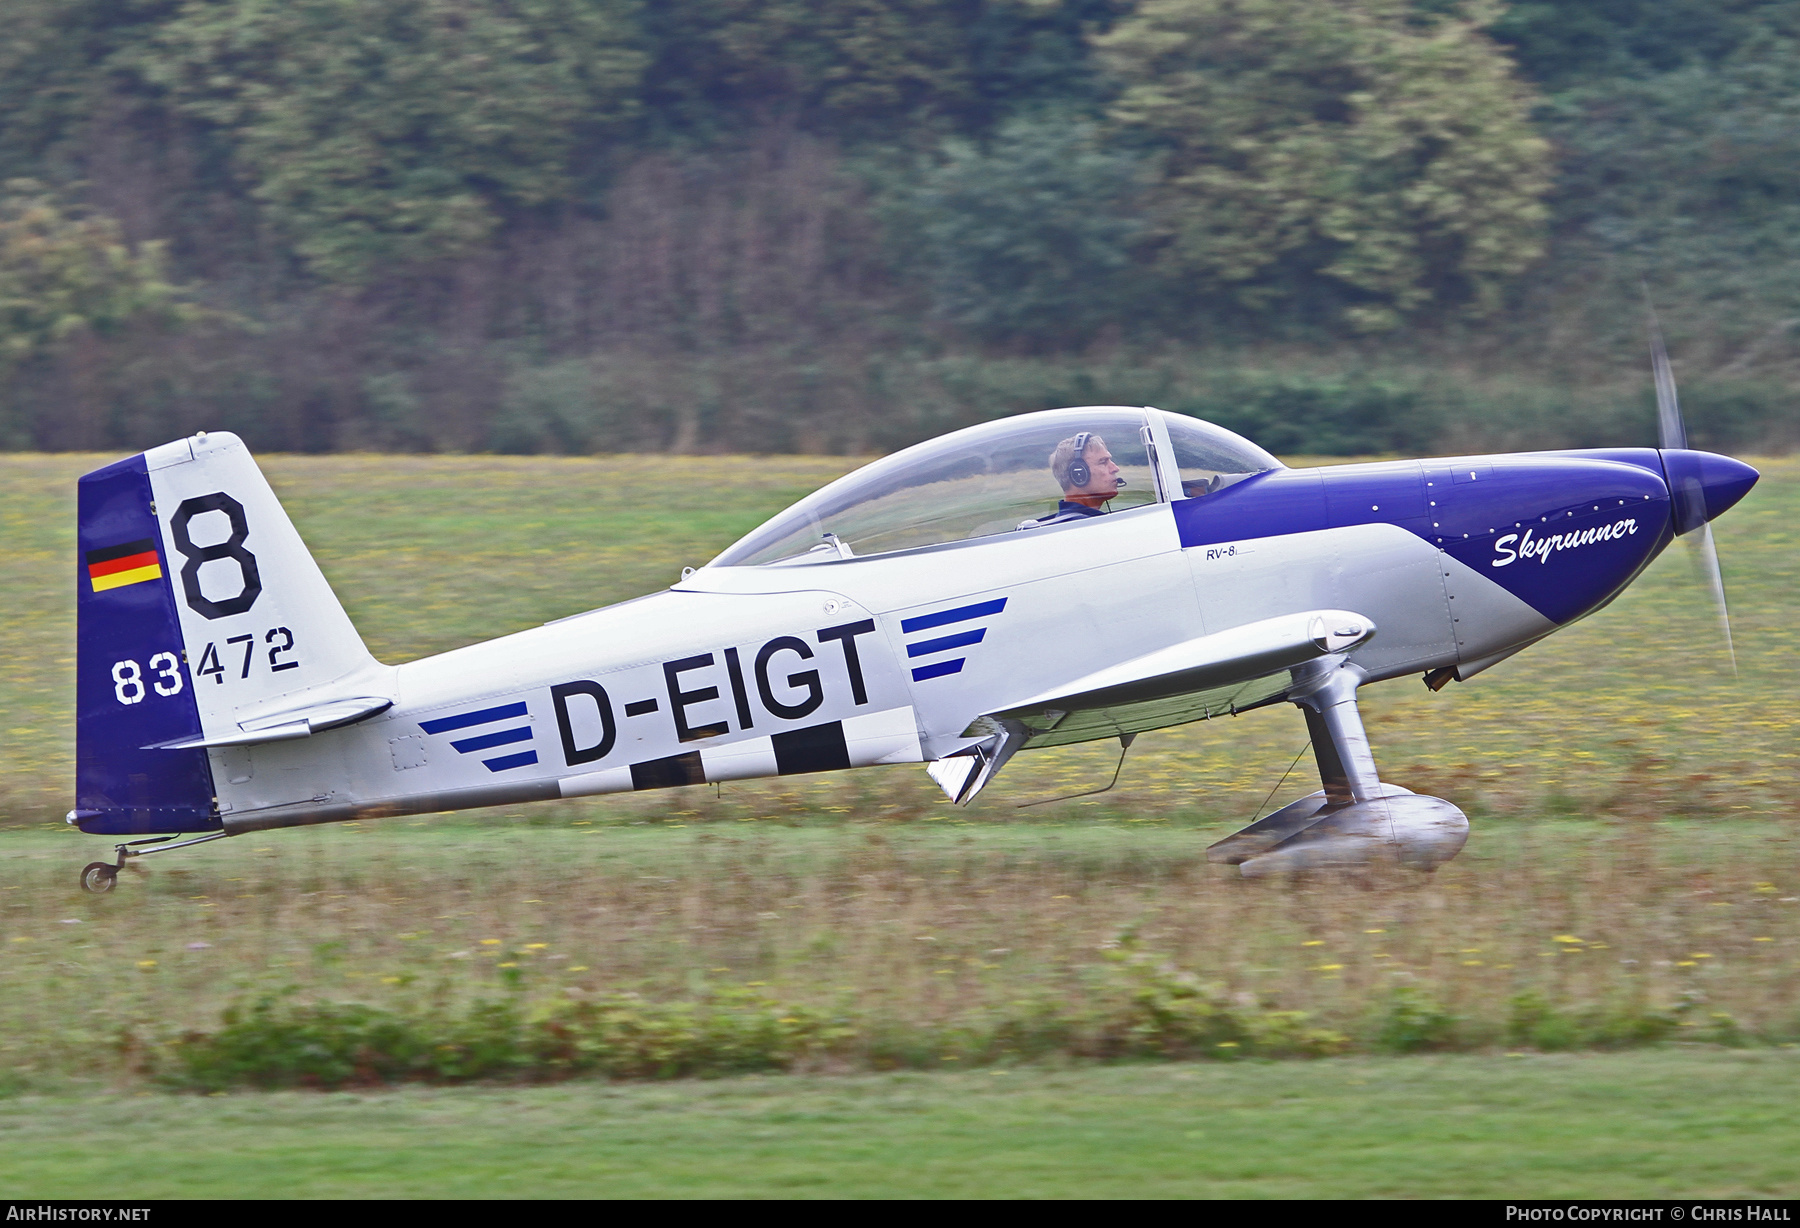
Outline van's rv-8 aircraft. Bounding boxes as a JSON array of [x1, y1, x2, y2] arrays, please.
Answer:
[[70, 361, 1757, 892]]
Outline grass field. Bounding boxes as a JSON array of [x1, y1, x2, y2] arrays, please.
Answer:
[[1, 450, 1797, 1195], [3, 813, 1798, 1085], [6, 1052, 1800, 1198]]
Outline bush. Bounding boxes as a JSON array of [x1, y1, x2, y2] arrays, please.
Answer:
[[1097, 942, 1347, 1059], [1102, 950, 1250, 1057], [164, 990, 852, 1092], [1506, 991, 1681, 1052], [162, 970, 1743, 1091], [1372, 986, 1460, 1054], [165, 964, 1365, 1090]]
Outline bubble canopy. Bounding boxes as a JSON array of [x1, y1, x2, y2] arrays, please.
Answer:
[[710, 407, 1281, 568]]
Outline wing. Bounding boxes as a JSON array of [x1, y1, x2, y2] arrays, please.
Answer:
[[968, 609, 1375, 750], [984, 675, 1292, 750]]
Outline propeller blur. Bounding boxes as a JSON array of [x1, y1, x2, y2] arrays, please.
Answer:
[[1648, 296, 1741, 675], [66, 387, 1758, 891]]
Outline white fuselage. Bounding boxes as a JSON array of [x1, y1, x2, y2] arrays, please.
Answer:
[[213, 497, 1544, 832]]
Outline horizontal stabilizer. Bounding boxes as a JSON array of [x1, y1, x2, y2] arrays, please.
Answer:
[[146, 693, 392, 749], [976, 610, 1374, 733]]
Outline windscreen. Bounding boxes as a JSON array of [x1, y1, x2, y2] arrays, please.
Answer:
[[1158, 411, 1283, 498], [714, 407, 1160, 566]]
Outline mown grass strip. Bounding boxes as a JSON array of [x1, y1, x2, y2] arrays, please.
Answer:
[[6, 1052, 1800, 1198]]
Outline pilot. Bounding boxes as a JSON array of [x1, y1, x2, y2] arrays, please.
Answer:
[[1034, 431, 1124, 524]]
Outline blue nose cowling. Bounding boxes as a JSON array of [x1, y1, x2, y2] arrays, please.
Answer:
[[1661, 449, 1760, 534]]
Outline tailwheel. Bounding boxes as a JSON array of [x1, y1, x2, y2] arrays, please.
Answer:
[[74, 832, 231, 894], [80, 862, 119, 894]]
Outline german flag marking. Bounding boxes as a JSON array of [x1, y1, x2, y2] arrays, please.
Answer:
[[86, 538, 162, 593]]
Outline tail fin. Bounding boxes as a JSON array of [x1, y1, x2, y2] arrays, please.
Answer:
[[74, 432, 389, 834]]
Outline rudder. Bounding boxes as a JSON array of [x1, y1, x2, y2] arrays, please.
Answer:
[[74, 451, 215, 834]]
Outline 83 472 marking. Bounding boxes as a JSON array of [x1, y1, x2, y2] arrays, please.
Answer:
[[193, 626, 299, 685]]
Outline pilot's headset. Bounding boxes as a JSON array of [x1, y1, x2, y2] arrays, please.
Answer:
[[1063, 432, 1126, 491], [1065, 432, 1093, 488]]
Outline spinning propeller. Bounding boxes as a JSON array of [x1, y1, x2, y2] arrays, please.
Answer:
[[1646, 298, 1738, 676]]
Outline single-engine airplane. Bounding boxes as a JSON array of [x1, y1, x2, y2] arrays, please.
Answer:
[[68, 343, 1757, 891]]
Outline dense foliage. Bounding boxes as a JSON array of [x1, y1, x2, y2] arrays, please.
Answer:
[[1099, 0, 1550, 331], [0, 0, 1796, 452], [141, 0, 646, 282], [0, 179, 189, 368]]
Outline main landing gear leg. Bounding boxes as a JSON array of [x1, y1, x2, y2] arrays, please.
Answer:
[[1207, 658, 1469, 876], [80, 831, 231, 894]]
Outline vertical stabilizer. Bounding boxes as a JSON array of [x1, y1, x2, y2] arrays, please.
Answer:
[[74, 432, 390, 834]]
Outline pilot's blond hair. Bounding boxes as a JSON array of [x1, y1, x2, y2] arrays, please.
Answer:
[[1049, 433, 1106, 491]]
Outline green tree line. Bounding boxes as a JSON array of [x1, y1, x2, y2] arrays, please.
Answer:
[[1, 0, 1796, 454]]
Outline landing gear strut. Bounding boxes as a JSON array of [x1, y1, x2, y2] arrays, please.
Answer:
[[77, 831, 231, 893], [1208, 657, 1469, 876]]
